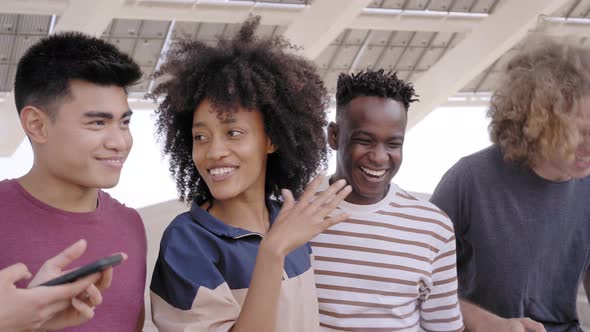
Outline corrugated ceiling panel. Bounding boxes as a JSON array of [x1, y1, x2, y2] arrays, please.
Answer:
[[353, 45, 385, 70], [171, 21, 198, 40], [0, 35, 14, 63], [367, 30, 393, 46], [323, 70, 341, 93], [331, 45, 361, 70], [140, 21, 170, 38], [315, 45, 339, 70], [427, 0, 457, 12], [375, 46, 406, 68], [133, 39, 165, 67], [415, 47, 445, 71], [129, 66, 154, 93], [430, 32, 456, 47], [405, 0, 430, 11], [12, 35, 42, 62], [410, 31, 435, 47], [395, 46, 422, 70], [0, 14, 18, 34], [0, 64, 10, 91], [17, 15, 50, 35], [450, 0, 477, 12], [112, 19, 142, 38], [5, 64, 16, 91], [107, 38, 137, 55], [390, 31, 415, 47], [345, 29, 369, 45], [195, 23, 226, 41], [470, 0, 498, 13]]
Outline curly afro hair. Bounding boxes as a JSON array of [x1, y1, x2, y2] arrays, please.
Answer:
[[149, 16, 330, 204], [335, 69, 418, 119]]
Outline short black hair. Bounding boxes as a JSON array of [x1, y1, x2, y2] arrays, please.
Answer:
[[149, 16, 330, 205], [14, 31, 142, 116], [335, 69, 418, 117]]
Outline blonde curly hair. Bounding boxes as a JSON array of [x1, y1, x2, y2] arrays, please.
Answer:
[[488, 35, 590, 167]]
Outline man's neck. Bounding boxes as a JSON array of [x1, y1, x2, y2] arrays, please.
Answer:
[[531, 160, 571, 182], [18, 167, 99, 213], [330, 172, 388, 206]]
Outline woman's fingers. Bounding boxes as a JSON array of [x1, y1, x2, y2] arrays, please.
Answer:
[[322, 212, 350, 230], [318, 185, 352, 217], [294, 172, 326, 209], [308, 179, 347, 211]]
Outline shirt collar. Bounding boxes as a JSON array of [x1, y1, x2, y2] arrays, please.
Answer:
[[189, 199, 281, 239]]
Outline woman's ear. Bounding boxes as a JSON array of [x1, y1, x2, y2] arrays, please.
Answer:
[[267, 137, 278, 154], [20, 106, 50, 144], [327, 122, 339, 150]]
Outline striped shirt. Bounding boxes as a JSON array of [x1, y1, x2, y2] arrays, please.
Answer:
[[311, 177, 464, 332]]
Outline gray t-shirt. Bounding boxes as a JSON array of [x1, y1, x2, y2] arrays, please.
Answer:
[[431, 145, 590, 332]]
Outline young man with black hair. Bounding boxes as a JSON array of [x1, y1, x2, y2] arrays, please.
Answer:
[[312, 69, 464, 332], [0, 32, 147, 331]]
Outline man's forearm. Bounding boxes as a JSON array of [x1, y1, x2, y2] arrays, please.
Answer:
[[460, 299, 503, 332]]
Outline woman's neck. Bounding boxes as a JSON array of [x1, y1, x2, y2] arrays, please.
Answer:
[[207, 190, 271, 235]]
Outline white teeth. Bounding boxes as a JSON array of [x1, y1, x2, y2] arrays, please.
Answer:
[[360, 166, 386, 177], [209, 167, 235, 176], [101, 159, 122, 164]]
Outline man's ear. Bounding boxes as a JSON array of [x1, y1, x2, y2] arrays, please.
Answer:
[[327, 122, 339, 150], [20, 106, 50, 144]]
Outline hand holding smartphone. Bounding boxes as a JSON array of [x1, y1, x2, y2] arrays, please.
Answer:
[[39, 253, 124, 287]]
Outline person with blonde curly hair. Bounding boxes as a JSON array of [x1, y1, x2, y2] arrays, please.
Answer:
[[431, 35, 590, 332]]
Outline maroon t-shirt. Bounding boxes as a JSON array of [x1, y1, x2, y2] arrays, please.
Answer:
[[0, 179, 147, 331]]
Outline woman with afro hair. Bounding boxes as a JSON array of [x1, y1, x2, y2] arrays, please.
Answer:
[[149, 17, 351, 332]]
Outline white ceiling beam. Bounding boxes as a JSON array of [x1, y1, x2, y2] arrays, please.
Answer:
[[350, 11, 482, 32], [282, 0, 371, 59], [0, 0, 67, 16], [406, 0, 570, 129], [3, 0, 590, 36], [1, 0, 122, 157], [53, 0, 125, 36], [118, 2, 302, 26]]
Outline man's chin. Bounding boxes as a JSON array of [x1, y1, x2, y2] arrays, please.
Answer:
[[95, 177, 121, 189]]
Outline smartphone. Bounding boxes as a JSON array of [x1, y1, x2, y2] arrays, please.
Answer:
[[39, 253, 124, 287]]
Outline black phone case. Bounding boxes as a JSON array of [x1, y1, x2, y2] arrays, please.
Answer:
[[39, 253, 123, 286]]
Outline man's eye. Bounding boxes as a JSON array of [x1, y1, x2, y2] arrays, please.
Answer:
[[228, 130, 243, 137]]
